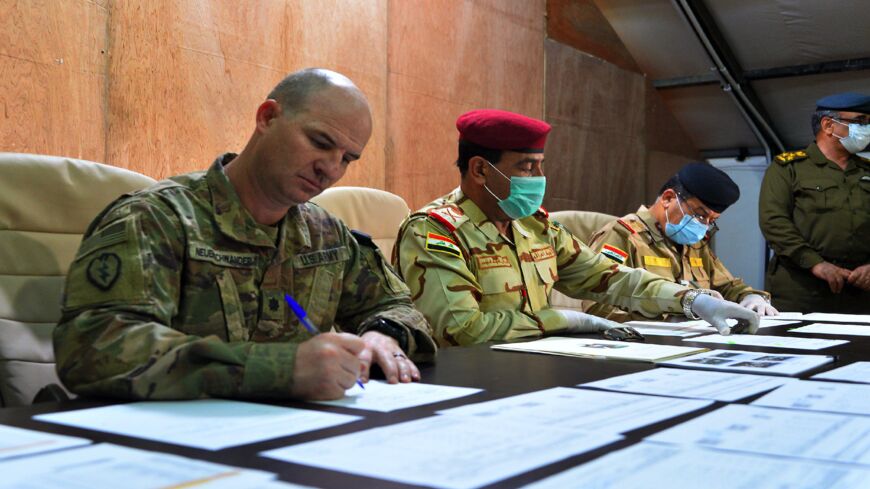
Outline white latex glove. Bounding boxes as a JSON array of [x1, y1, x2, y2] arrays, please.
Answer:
[[556, 310, 643, 341], [739, 294, 779, 316], [692, 293, 760, 335]]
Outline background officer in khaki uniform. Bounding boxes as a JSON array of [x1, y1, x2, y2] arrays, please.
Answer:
[[54, 68, 435, 401], [587, 162, 776, 321], [760, 92, 870, 313], [393, 109, 759, 347]]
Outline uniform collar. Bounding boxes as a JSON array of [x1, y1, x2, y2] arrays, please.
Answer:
[[206, 153, 283, 248], [808, 142, 870, 172], [453, 189, 529, 243]]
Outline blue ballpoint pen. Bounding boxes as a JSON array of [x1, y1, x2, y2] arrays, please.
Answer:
[[284, 294, 365, 390]]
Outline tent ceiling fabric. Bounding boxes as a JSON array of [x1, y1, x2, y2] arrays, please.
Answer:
[[594, 0, 870, 154]]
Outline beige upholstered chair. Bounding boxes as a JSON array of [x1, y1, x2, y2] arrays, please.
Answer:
[[310, 186, 411, 257], [0, 153, 155, 406], [548, 210, 618, 311]]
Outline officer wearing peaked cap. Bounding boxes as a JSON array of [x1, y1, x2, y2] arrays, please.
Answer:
[[587, 162, 776, 322], [393, 109, 761, 346], [760, 92, 870, 312]]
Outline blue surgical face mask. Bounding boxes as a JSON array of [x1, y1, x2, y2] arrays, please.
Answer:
[[665, 196, 708, 245], [483, 160, 546, 219], [833, 119, 870, 154]]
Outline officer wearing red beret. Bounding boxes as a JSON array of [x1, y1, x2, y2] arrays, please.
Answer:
[[393, 109, 761, 346]]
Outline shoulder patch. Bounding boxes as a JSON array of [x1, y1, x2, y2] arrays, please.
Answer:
[[616, 219, 638, 235], [600, 244, 628, 264], [427, 205, 467, 232], [425, 232, 462, 258], [351, 229, 376, 248], [774, 150, 808, 165]]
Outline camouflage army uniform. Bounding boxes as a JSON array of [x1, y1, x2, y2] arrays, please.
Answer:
[[760, 144, 870, 312], [392, 188, 690, 346], [54, 154, 435, 400], [585, 206, 768, 321]]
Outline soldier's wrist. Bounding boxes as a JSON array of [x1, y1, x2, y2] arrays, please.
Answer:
[[681, 289, 714, 320]]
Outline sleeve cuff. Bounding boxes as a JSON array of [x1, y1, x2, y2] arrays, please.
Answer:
[[536, 308, 570, 333], [239, 342, 298, 398], [796, 250, 824, 269]]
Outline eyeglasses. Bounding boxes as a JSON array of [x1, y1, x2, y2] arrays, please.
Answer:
[[676, 192, 719, 231], [833, 116, 870, 125]]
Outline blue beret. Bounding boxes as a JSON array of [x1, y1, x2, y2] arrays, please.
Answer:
[[677, 162, 739, 213], [816, 92, 870, 113]]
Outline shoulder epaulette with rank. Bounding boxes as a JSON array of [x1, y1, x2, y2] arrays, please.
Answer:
[[774, 150, 808, 165], [616, 218, 638, 235], [426, 205, 468, 233]]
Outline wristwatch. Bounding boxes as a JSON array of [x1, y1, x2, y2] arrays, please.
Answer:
[[681, 289, 714, 320], [365, 318, 410, 352]]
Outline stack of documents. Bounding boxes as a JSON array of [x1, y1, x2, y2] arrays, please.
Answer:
[[34, 399, 361, 450], [683, 333, 848, 350], [659, 349, 834, 376], [0, 424, 90, 460], [492, 337, 707, 362], [580, 368, 793, 401], [523, 441, 870, 489]]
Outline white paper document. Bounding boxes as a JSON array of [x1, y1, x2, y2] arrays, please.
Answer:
[[34, 399, 361, 450], [752, 380, 870, 415], [802, 312, 870, 324], [659, 349, 834, 376], [771, 312, 807, 320], [627, 318, 799, 336], [0, 424, 90, 461], [648, 404, 870, 465], [523, 441, 870, 489], [792, 323, 870, 336], [0, 443, 275, 489], [684, 333, 848, 350], [437, 387, 712, 434], [580, 368, 792, 401], [262, 415, 621, 489], [812, 362, 870, 383], [493, 337, 706, 362], [313, 380, 482, 412]]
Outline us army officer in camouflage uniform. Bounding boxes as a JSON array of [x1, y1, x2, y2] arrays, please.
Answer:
[[586, 162, 776, 322], [55, 69, 435, 401], [760, 92, 870, 313], [393, 109, 759, 346]]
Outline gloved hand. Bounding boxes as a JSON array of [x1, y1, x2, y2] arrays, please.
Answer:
[[692, 293, 760, 335], [557, 310, 644, 341], [739, 294, 779, 316]]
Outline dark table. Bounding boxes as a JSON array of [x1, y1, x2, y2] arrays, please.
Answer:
[[2, 321, 867, 488]]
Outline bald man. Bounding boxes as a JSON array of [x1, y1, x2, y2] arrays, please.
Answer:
[[55, 68, 435, 401]]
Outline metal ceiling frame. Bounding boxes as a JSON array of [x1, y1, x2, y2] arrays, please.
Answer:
[[670, 0, 787, 160], [654, 56, 870, 89]]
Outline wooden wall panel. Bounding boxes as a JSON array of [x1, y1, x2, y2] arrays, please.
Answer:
[[387, 0, 546, 210], [0, 0, 107, 160], [105, 0, 388, 188], [544, 40, 646, 216], [548, 0, 640, 73]]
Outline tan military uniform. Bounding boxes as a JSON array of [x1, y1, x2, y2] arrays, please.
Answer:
[[392, 188, 689, 346], [760, 143, 870, 312], [585, 206, 768, 321], [54, 154, 435, 400]]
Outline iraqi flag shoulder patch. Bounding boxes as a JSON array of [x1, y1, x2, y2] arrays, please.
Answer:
[[600, 244, 628, 264], [425, 232, 462, 258]]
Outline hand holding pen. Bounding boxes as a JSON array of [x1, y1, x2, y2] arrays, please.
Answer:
[[285, 294, 365, 390]]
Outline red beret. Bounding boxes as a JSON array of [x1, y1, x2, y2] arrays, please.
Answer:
[[456, 109, 551, 152]]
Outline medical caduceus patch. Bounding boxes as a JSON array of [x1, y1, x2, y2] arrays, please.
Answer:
[[87, 253, 122, 291]]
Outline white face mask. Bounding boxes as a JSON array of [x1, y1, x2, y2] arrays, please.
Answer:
[[833, 119, 870, 154]]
